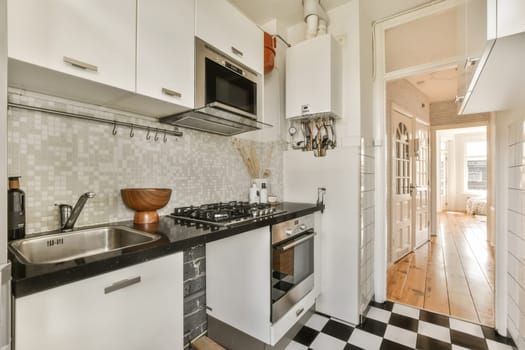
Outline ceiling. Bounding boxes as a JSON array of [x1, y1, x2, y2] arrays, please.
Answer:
[[228, 0, 352, 26], [406, 67, 458, 103]]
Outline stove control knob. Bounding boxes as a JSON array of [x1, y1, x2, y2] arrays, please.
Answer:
[[285, 228, 293, 236], [252, 211, 258, 218], [299, 224, 307, 231]]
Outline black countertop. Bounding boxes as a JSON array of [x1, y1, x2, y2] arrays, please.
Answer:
[[10, 202, 322, 297]]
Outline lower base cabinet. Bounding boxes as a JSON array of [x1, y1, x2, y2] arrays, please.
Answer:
[[14, 253, 184, 350]]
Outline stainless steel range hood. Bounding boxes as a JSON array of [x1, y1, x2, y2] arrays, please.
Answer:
[[160, 102, 269, 136]]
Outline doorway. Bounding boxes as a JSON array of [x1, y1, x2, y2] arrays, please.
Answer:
[[390, 107, 430, 263], [372, 0, 502, 330], [387, 95, 495, 326]]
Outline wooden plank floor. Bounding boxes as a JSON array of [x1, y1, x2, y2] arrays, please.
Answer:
[[387, 211, 495, 326]]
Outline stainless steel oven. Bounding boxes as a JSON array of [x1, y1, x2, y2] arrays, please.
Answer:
[[271, 215, 315, 323]]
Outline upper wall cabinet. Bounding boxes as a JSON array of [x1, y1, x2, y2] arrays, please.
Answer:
[[491, 0, 525, 39], [136, 0, 194, 109], [8, 0, 136, 92], [8, 0, 195, 117], [195, 0, 263, 74], [458, 0, 525, 115]]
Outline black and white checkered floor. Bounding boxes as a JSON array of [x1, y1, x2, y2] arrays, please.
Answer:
[[286, 301, 517, 350]]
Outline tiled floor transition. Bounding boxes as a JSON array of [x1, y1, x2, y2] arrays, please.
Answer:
[[286, 301, 516, 350]]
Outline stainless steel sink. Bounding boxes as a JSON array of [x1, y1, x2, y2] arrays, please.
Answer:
[[9, 226, 161, 264]]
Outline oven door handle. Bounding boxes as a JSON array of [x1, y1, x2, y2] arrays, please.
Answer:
[[276, 233, 315, 251]]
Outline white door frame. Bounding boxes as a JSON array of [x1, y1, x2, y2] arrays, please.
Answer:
[[372, 0, 505, 334]]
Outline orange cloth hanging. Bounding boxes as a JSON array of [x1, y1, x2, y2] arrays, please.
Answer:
[[264, 32, 276, 74]]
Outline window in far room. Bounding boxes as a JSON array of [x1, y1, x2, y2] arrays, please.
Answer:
[[464, 141, 487, 193]]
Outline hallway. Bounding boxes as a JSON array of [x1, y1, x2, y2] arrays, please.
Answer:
[[387, 212, 494, 327]]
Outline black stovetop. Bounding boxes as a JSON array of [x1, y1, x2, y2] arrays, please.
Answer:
[[170, 201, 285, 227]]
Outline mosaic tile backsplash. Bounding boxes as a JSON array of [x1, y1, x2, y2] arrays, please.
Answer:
[[7, 89, 283, 234]]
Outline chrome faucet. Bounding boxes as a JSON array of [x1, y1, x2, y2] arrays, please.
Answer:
[[57, 192, 96, 232]]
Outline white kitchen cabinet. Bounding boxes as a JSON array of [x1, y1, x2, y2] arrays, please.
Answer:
[[495, 0, 525, 39], [8, 0, 136, 92], [206, 226, 271, 343], [285, 34, 342, 120], [458, 0, 525, 114], [195, 0, 263, 74], [14, 253, 184, 350], [457, 0, 487, 112], [136, 0, 194, 109]]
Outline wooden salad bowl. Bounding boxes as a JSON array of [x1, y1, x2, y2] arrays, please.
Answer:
[[120, 188, 172, 224]]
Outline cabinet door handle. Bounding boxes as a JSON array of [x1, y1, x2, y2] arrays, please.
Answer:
[[104, 276, 141, 294], [464, 56, 480, 69], [455, 95, 465, 103], [231, 46, 244, 57], [63, 56, 98, 72], [162, 88, 182, 98]]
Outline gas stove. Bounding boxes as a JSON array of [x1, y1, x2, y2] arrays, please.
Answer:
[[170, 201, 286, 227]]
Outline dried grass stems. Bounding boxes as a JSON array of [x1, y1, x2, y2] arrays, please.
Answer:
[[232, 138, 273, 179]]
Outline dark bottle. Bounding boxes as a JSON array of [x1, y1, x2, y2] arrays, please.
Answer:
[[8, 176, 25, 240]]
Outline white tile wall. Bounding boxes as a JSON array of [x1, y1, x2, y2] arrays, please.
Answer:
[[507, 120, 525, 348], [360, 138, 375, 315], [7, 89, 283, 234]]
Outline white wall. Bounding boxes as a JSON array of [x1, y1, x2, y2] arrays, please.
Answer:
[[495, 107, 525, 345], [497, 107, 525, 347], [0, 0, 7, 264], [283, 1, 363, 324], [385, 8, 461, 72]]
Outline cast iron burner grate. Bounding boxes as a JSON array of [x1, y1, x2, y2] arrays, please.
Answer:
[[170, 201, 285, 227]]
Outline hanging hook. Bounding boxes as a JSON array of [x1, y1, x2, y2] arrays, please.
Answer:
[[154, 129, 159, 142], [112, 122, 117, 136], [163, 131, 168, 143], [130, 124, 134, 138], [146, 127, 151, 140]]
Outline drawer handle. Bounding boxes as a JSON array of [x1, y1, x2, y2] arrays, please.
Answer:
[[296, 308, 305, 317], [104, 276, 141, 294], [63, 56, 98, 72], [162, 88, 182, 98], [231, 46, 244, 57]]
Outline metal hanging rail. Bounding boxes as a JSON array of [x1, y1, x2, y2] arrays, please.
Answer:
[[7, 102, 183, 138]]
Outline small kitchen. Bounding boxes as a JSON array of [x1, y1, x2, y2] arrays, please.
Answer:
[[0, 0, 349, 349], [5, 0, 524, 349]]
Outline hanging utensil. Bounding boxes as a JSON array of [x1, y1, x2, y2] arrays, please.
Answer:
[[306, 120, 314, 152], [329, 117, 337, 148]]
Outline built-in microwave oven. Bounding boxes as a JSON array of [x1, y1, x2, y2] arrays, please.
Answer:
[[160, 38, 264, 136]]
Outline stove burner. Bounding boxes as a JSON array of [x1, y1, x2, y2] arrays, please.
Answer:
[[171, 202, 284, 227]]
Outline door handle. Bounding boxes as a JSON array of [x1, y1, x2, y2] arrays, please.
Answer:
[[104, 276, 141, 294]]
